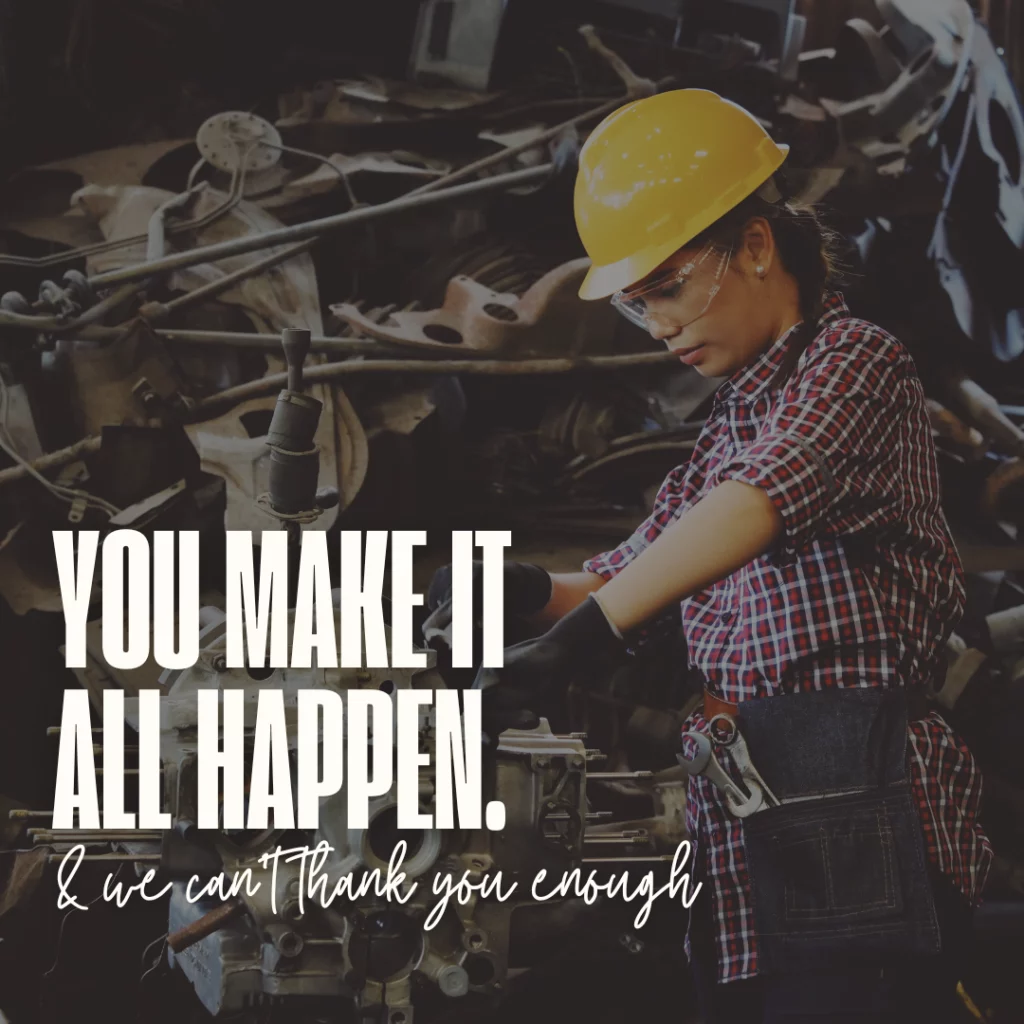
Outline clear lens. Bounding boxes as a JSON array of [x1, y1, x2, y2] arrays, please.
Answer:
[[612, 243, 731, 331]]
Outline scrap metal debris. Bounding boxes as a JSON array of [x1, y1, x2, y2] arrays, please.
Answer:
[[0, 3, 1023, 1021]]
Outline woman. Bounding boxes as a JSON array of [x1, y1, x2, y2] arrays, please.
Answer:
[[462, 90, 993, 1023]]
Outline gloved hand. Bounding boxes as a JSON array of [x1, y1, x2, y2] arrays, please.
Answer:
[[426, 560, 552, 626], [472, 594, 623, 740]]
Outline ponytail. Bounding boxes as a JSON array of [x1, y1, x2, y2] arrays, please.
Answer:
[[689, 182, 843, 390]]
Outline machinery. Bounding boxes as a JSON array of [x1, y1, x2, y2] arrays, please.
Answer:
[[21, 328, 692, 1022], [1, 3, 1024, 1020]]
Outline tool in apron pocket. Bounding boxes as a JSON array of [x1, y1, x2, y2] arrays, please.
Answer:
[[679, 713, 780, 817]]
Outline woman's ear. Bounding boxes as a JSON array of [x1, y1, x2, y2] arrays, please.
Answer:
[[739, 217, 775, 276]]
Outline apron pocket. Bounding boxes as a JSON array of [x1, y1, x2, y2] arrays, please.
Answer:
[[743, 785, 940, 973], [759, 800, 901, 922]]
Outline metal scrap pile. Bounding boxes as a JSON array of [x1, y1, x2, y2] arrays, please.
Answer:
[[0, 0, 1024, 1019]]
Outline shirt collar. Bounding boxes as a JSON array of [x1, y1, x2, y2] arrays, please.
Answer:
[[715, 292, 850, 404]]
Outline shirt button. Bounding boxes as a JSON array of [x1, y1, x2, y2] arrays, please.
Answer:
[[720, 609, 736, 625]]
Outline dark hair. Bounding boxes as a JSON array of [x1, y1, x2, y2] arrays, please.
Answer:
[[689, 182, 843, 389]]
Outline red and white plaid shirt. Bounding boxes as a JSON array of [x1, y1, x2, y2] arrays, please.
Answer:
[[583, 293, 993, 983]]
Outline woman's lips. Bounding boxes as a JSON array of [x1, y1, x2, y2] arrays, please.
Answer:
[[676, 343, 706, 366]]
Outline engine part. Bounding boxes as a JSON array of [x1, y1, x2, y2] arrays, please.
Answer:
[[183, 385, 356, 533], [69, 182, 353, 530], [331, 259, 619, 356], [195, 112, 283, 176], [260, 327, 336, 523], [64, 321, 191, 434], [84, 164, 553, 290], [115, 601, 642, 1022]]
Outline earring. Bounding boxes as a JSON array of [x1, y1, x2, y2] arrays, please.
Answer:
[[756, 264, 766, 277]]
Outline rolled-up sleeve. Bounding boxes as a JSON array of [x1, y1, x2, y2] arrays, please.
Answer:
[[583, 464, 693, 579], [715, 329, 910, 556]]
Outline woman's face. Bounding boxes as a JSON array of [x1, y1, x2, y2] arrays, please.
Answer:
[[628, 219, 792, 378]]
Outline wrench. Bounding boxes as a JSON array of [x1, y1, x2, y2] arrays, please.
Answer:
[[708, 714, 780, 810], [678, 731, 764, 816]]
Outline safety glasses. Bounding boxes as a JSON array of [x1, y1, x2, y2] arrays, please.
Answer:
[[611, 242, 732, 331]]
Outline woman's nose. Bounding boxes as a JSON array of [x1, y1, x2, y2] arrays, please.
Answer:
[[647, 316, 680, 343]]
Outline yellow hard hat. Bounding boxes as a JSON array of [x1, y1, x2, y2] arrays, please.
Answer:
[[574, 89, 790, 300]]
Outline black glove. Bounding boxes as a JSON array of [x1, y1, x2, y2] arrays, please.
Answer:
[[472, 594, 623, 740], [426, 560, 552, 620]]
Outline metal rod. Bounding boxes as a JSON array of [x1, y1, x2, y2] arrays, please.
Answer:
[[406, 100, 624, 198], [46, 853, 162, 863], [88, 164, 553, 288], [404, 69, 669, 199], [587, 771, 656, 781], [581, 855, 677, 864], [582, 835, 651, 845], [0, 435, 102, 489], [168, 898, 245, 953], [545, 832, 645, 841], [545, 811, 613, 821], [46, 727, 103, 737], [154, 329, 378, 353], [579, 24, 656, 97], [190, 351, 679, 419], [34, 835, 162, 845], [77, 325, 488, 358], [9, 809, 56, 820], [30, 831, 162, 840], [141, 240, 314, 320]]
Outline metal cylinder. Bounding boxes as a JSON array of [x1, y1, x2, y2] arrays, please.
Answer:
[[268, 446, 320, 515], [266, 391, 322, 451], [437, 964, 470, 998], [281, 327, 312, 392], [266, 921, 305, 958]]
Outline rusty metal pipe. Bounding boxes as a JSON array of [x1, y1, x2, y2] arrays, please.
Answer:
[[31, 831, 162, 841], [34, 836, 158, 845], [167, 898, 246, 953], [581, 835, 651, 845], [78, 325, 483, 358], [586, 771, 656, 780], [87, 163, 552, 289], [190, 351, 679, 419], [78, 325, 397, 356], [406, 103, 620, 198], [46, 853, 162, 863], [0, 435, 102, 490], [581, 855, 677, 864]]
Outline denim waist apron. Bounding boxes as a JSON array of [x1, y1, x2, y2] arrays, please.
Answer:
[[734, 687, 940, 974]]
